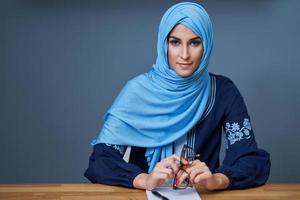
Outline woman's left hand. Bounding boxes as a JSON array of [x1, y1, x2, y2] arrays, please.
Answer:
[[176, 159, 229, 190]]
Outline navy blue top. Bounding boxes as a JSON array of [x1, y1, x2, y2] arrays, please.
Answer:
[[84, 74, 271, 189]]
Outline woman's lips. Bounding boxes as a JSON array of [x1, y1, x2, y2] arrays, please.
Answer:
[[178, 63, 193, 68]]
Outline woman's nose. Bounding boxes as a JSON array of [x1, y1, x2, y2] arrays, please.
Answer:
[[180, 46, 190, 60]]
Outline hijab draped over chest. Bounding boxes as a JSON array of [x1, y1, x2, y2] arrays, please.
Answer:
[[92, 2, 214, 172]]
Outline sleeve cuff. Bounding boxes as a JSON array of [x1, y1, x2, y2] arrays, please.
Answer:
[[128, 170, 146, 188]]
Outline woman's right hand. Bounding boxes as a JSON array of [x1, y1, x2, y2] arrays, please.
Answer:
[[133, 154, 180, 190]]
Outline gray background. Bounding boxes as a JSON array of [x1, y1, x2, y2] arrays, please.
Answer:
[[1, 0, 299, 183]]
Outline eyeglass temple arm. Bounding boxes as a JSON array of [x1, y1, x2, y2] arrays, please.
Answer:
[[195, 154, 200, 159]]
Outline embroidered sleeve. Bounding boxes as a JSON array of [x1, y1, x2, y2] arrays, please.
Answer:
[[215, 77, 270, 189], [224, 118, 252, 148], [220, 77, 254, 149], [105, 143, 127, 155]]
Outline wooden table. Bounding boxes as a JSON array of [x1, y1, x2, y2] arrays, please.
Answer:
[[0, 184, 299, 200]]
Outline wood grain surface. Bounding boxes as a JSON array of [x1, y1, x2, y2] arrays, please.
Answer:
[[0, 184, 299, 200]]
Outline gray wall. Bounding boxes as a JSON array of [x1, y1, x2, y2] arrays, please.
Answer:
[[1, 0, 299, 183]]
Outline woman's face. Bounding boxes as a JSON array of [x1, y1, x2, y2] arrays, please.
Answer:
[[167, 24, 203, 77]]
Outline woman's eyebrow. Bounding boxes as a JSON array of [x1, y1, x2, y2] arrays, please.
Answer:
[[168, 36, 181, 40], [190, 36, 201, 40], [168, 36, 201, 41]]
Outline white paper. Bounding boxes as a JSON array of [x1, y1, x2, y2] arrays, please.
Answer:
[[146, 187, 201, 200]]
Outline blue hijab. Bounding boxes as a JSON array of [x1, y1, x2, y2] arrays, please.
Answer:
[[92, 2, 214, 172]]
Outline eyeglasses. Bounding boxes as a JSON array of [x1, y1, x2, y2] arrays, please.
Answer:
[[172, 144, 200, 190]]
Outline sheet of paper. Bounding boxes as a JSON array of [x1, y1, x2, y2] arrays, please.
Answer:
[[146, 187, 201, 200]]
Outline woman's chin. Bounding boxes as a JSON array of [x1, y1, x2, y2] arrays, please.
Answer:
[[175, 70, 194, 78]]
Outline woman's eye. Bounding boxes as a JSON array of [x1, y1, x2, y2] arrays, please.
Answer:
[[190, 40, 201, 47], [169, 40, 180, 46]]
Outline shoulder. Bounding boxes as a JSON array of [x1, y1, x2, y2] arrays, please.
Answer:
[[209, 73, 235, 86], [209, 73, 249, 118], [209, 73, 241, 96], [209, 73, 247, 114]]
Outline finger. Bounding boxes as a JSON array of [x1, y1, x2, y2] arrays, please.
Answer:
[[170, 154, 180, 161], [175, 168, 184, 180], [153, 164, 172, 175], [185, 161, 210, 183], [159, 157, 181, 173], [157, 167, 174, 181], [156, 161, 174, 172], [165, 164, 179, 176], [188, 167, 200, 183], [181, 157, 189, 165], [190, 159, 201, 166], [166, 155, 181, 168], [168, 162, 180, 174], [177, 168, 190, 185], [185, 161, 206, 174], [151, 171, 173, 183], [161, 154, 180, 163], [189, 166, 210, 182], [193, 171, 212, 184]]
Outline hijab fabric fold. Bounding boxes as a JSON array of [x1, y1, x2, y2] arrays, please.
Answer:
[[92, 2, 214, 172]]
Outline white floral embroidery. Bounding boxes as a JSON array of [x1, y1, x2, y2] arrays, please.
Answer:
[[225, 118, 252, 146], [105, 143, 126, 155]]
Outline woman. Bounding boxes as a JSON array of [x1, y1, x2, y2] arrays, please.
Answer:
[[84, 2, 270, 190]]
